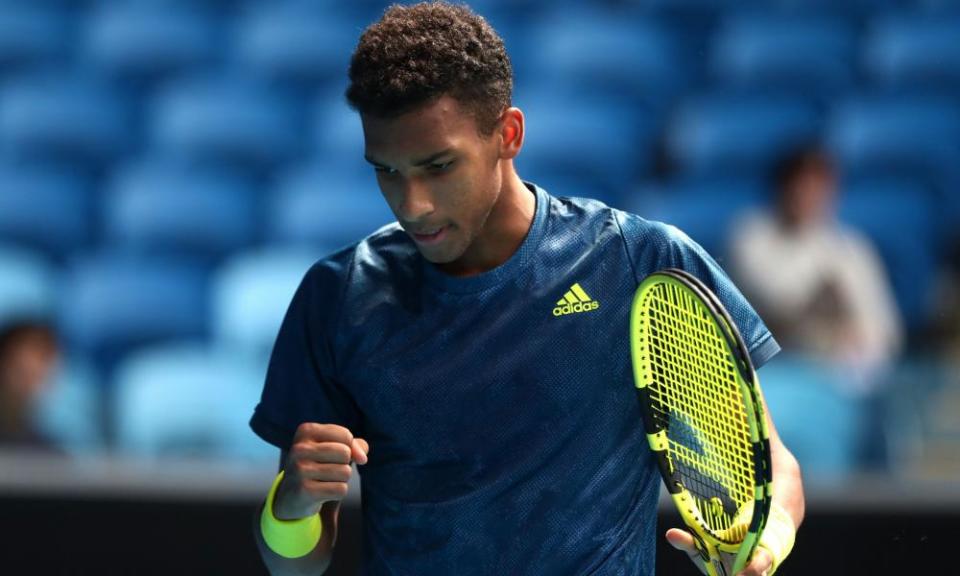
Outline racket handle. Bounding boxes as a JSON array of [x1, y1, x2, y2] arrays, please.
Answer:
[[691, 532, 727, 576]]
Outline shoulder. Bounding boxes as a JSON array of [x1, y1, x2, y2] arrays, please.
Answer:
[[610, 207, 707, 265], [546, 193, 661, 249], [301, 222, 415, 293]]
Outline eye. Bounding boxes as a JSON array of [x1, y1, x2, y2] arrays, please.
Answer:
[[374, 166, 398, 175], [429, 160, 454, 173]]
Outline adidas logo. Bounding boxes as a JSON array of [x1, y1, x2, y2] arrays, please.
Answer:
[[552, 283, 600, 316]]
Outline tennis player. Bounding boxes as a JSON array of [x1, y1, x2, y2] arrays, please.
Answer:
[[251, 3, 804, 575]]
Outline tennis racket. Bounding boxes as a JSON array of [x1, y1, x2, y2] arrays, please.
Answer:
[[629, 268, 772, 576]]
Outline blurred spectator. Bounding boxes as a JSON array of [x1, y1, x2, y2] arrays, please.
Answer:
[[729, 148, 903, 395], [0, 319, 62, 451]]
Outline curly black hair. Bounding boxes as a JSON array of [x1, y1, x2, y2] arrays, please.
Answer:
[[346, 2, 513, 135]]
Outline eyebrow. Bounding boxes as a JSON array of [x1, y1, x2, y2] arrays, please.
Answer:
[[364, 148, 455, 168]]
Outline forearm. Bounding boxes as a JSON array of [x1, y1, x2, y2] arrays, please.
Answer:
[[254, 499, 341, 575], [771, 441, 805, 531]]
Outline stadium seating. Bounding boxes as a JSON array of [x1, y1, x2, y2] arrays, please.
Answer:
[[149, 76, 302, 172], [313, 87, 366, 165], [82, 3, 220, 83], [58, 254, 209, 366], [710, 14, 857, 99], [266, 163, 393, 248], [0, 0, 953, 475], [826, 94, 960, 210], [211, 247, 322, 356], [0, 244, 56, 325], [0, 3, 66, 72], [233, 2, 358, 88], [528, 10, 693, 109], [828, 94, 960, 174], [516, 87, 658, 200], [839, 177, 938, 331], [759, 355, 864, 479], [33, 356, 104, 455], [103, 161, 258, 260], [863, 15, 960, 93], [0, 165, 92, 257], [113, 343, 273, 460], [626, 176, 767, 259], [0, 75, 130, 168], [666, 93, 821, 176]]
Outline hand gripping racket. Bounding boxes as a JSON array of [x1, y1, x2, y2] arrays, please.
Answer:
[[630, 269, 772, 576]]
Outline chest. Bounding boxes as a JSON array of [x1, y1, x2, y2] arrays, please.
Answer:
[[338, 240, 639, 455]]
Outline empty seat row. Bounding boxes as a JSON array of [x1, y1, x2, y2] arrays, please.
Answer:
[[0, 160, 393, 259], [0, 243, 333, 371]]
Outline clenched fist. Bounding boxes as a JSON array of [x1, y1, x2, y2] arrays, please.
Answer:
[[273, 423, 370, 521]]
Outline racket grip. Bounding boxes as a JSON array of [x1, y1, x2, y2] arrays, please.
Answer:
[[691, 531, 727, 576]]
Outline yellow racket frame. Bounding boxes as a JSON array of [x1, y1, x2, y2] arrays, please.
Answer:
[[630, 269, 772, 576]]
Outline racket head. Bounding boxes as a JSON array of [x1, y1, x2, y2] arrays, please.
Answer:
[[630, 269, 772, 574]]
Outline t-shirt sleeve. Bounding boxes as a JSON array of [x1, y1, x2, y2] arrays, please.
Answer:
[[616, 212, 781, 369], [249, 256, 363, 450]]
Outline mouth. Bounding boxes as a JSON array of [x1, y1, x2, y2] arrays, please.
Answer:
[[409, 225, 448, 245]]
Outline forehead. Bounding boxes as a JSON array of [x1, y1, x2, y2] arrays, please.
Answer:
[[361, 95, 482, 161]]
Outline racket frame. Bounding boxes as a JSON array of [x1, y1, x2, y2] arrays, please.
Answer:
[[630, 269, 773, 576]]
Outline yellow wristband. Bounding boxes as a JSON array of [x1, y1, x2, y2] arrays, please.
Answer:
[[260, 470, 322, 559], [757, 502, 796, 575]]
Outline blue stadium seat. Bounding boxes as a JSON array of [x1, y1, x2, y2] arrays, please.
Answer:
[[516, 89, 657, 199], [114, 344, 273, 460], [710, 14, 856, 98], [915, 0, 960, 13], [313, 88, 366, 167], [838, 177, 938, 331], [266, 163, 393, 248], [0, 244, 56, 325], [528, 10, 692, 108], [59, 254, 209, 364], [0, 165, 92, 257], [211, 247, 321, 356], [764, 0, 901, 16], [864, 16, 960, 93], [33, 356, 104, 455], [0, 75, 130, 167], [233, 2, 357, 87], [666, 93, 821, 176], [104, 162, 258, 260], [82, 3, 219, 81], [760, 355, 864, 479], [150, 76, 302, 171], [632, 0, 741, 17], [625, 177, 767, 259], [0, 3, 66, 71], [826, 95, 960, 192]]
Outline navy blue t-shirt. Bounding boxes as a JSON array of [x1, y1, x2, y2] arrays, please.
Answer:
[[250, 182, 779, 575]]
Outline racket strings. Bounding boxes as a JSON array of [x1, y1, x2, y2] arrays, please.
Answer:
[[642, 283, 755, 540]]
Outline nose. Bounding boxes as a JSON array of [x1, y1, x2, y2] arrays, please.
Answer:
[[396, 177, 434, 223]]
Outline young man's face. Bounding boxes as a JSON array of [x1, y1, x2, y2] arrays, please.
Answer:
[[361, 95, 504, 265]]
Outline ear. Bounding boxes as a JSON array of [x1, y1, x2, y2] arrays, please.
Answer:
[[497, 107, 524, 160]]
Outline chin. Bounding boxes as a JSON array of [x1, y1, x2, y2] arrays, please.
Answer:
[[419, 247, 461, 264]]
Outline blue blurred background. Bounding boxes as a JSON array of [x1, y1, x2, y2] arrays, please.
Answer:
[[0, 0, 958, 573]]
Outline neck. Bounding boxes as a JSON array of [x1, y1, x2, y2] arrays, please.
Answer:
[[437, 164, 534, 277]]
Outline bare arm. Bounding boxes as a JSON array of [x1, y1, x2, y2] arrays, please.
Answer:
[[763, 391, 805, 533]]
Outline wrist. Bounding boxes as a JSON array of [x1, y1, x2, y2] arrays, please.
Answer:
[[272, 471, 323, 521], [757, 502, 796, 575], [260, 470, 323, 559]]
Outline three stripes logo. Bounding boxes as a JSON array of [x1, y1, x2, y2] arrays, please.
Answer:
[[552, 283, 600, 317]]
